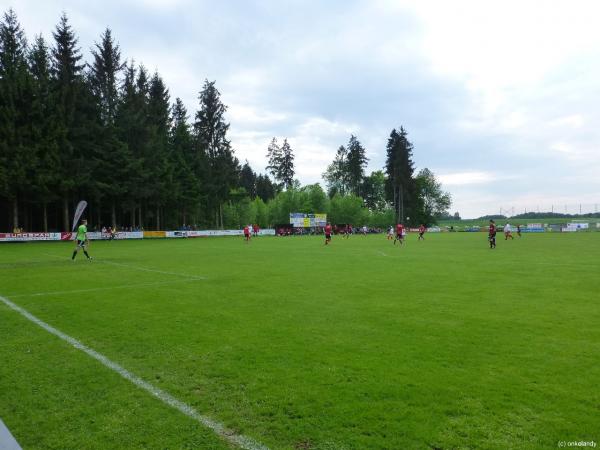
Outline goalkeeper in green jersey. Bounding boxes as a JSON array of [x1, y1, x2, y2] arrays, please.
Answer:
[[72, 219, 92, 260]]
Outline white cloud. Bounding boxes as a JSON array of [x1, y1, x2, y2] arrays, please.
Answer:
[[227, 104, 288, 126], [7, 0, 600, 217], [549, 115, 585, 129], [129, 0, 192, 11], [230, 115, 358, 183], [438, 171, 499, 186]]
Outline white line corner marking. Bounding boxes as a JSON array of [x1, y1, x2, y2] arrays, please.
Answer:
[[0, 294, 267, 450]]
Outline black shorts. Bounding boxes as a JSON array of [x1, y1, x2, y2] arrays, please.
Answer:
[[489, 232, 496, 239], [396, 233, 403, 240], [419, 232, 424, 237], [325, 233, 331, 239], [77, 239, 86, 247]]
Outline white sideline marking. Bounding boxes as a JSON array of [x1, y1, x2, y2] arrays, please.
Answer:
[[7, 279, 202, 298], [42, 253, 204, 280], [0, 294, 268, 450], [99, 260, 205, 280], [0, 418, 22, 450], [376, 250, 401, 258]]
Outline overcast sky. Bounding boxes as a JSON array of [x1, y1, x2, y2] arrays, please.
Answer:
[[5, 0, 600, 218]]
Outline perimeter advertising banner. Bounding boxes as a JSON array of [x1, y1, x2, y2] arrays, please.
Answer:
[[143, 231, 166, 238], [181, 229, 275, 237], [289, 213, 327, 227], [0, 232, 61, 242], [60, 231, 144, 240], [1, 229, 275, 242], [562, 223, 590, 232]]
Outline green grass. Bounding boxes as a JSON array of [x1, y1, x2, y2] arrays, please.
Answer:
[[438, 217, 600, 228], [1, 233, 599, 449]]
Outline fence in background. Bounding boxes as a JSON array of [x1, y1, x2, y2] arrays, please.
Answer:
[[0, 229, 276, 242]]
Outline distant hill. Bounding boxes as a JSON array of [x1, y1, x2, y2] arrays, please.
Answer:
[[510, 212, 600, 219], [475, 214, 507, 220]]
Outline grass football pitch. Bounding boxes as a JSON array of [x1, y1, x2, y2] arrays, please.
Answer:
[[1, 233, 598, 449]]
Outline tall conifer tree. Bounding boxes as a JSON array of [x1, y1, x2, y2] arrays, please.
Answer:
[[279, 139, 295, 190], [385, 126, 416, 224], [345, 135, 368, 196], [89, 28, 128, 228], [147, 72, 171, 229], [323, 145, 349, 197], [193, 79, 239, 228], [0, 9, 33, 229], [170, 97, 197, 226], [52, 13, 88, 229], [29, 34, 59, 231]]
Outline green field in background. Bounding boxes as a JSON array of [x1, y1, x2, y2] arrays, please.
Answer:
[[438, 217, 600, 228]]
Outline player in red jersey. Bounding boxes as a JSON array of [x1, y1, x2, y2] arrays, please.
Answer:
[[253, 224, 260, 237], [393, 223, 404, 245], [345, 224, 352, 239], [324, 223, 332, 245], [243, 225, 251, 243], [488, 220, 497, 249], [418, 224, 426, 241]]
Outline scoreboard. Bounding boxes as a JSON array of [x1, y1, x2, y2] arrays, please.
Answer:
[[290, 213, 327, 227]]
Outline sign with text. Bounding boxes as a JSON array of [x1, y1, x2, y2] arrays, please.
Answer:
[[0, 232, 60, 242], [289, 213, 327, 227]]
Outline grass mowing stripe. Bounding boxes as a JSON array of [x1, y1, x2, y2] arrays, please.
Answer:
[[6, 278, 204, 298], [99, 260, 207, 280], [41, 252, 206, 280], [0, 294, 268, 450]]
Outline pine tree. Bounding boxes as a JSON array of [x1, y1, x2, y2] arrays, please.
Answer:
[[115, 61, 145, 228], [51, 12, 88, 230], [322, 145, 349, 197], [256, 174, 276, 202], [266, 137, 281, 181], [279, 138, 295, 189], [170, 97, 198, 227], [193, 79, 239, 228], [346, 135, 368, 196], [147, 71, 171, 229], [239, 161, 257, 198], [266, 137, 295, 189], [0, 9, 34, 230], [90, 28, 123, 126], [385, 126, 416, 224], [29, 34, 59, 231], [89, 28, 128, 228]]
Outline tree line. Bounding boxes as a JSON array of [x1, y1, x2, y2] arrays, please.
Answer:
[[323, 129, 451, 226], [0, 9, 279, 232], [0, 9, 451, 232]]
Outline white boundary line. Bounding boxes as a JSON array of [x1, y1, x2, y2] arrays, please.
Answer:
[[0, 294, 268, 450], [0, 418, 22, 450], [99, 260, 205, 280], [42, 253, 204, 280], [6, 279, 203, 298]]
